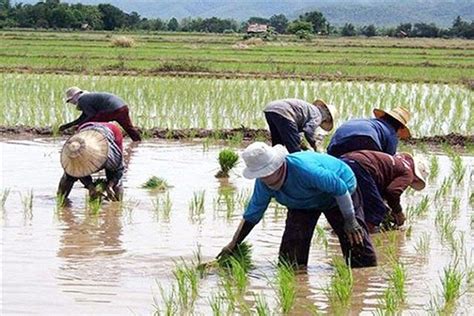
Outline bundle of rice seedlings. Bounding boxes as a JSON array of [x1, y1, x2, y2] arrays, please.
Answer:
[[215, 148, 239, 178], [141, 176, 171, 191]]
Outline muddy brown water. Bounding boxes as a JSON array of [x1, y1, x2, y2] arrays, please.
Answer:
[[1, 137, 473, 315]]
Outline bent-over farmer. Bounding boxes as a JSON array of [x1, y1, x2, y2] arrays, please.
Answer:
[[264, 99, 337, 153], [218, 142, 377, 268], [57, 122, 125, 201], [341, 150, 429, 233], [59, 87, 141, 141], [327, 106, 410, 157]]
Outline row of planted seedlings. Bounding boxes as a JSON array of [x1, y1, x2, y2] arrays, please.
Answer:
[[378, 146, 473, 314], [153, 242, 308, 315], [1, 73, 472, 136]]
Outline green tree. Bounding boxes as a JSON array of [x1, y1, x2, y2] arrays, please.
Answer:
[[50, 5, 76, 28], [167, 17, 179, 31], [341, 23, 356, 36], [361, 24, 377, 37], [412, 22, 439, 37], [300, 10, 327, 34], [248, 16, 269, 25], [98, 3, 125, 30], [287, 20, 313, 34], [269, 14, 288, 34]]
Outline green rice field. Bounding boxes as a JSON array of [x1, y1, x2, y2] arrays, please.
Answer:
[[1, 73, 472, 136], [1, 30, 473, 83]]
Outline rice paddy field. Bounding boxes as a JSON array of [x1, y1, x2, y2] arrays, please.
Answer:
[[0, 30, 473, 315]]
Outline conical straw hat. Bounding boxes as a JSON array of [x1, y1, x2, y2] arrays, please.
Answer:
[[373, 106, 411, 139], [313, 99, 338, 131], [60, 130, 109, 178]]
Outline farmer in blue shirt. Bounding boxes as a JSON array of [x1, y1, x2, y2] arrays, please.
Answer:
[[327, 107, 411, 157], [218, 142, 377, 268], [59, 87, 142, 141]]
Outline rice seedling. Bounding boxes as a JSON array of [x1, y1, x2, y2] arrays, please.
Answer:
[[325, 256, 353, 309], [314, 225, 329, 253], [208, 293, 225, 316], [254, 293, 271, 316], [450, 154, 465, 185], [1, 188, 10, 210], [151, 192, 173, 221], [20, 189, 34, 220], [429, 155, 439, 180], [438, 264, 464, 313], [451, 197, 460, 217], [86, 195, 102, 215], [434, 177, 453, 200], [215, 148, 239, 178], [435, 210, 456, 244], [153, 284, 178, 316], [189, 190, 206, 221], [55, 192, 66, 212], [390, 262, 406, 304], [405, 225, 412, 238], [142, 176, 171, 191], [414, 232, 430, 256], [173, 262, 200, 310], [412, 195, 429, 218], [275, 260, 297, 314]]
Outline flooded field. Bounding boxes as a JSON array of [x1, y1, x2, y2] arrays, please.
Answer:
[[1, 137, 473, 315]]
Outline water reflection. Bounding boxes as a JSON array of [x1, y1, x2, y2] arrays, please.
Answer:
[[57, 202, 125, 302]]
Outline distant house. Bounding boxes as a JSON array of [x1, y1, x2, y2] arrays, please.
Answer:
[[398, 30, 408, 38], [80, 23, 89, 31], [247, 23, 268, 34]]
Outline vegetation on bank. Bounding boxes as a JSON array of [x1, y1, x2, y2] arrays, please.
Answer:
[[0, 0, 473, 39]]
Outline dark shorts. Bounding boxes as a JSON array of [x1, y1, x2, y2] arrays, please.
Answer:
[[327, 136, 381, 157], [279, 188, 377, 268], [340, 158, 389, 226], [264, 112, 301, 153]]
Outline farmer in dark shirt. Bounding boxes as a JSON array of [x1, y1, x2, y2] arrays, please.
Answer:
[[264, 99, 337, 153], [57, 122, 125, 202], [327, 107, 411, 157], [340, 150, 429, 233], [59, 87, 141, 141]]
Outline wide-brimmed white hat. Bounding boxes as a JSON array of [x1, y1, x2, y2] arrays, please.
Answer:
[[313, 99, 337, 131], [60, 129, 109, 178], [65, 86, 83, 103], [242, 142, 289, 179], [398, 152, 429, 190]]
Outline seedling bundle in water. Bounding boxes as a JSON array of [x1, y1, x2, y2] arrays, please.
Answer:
[[142, 176, 171, 191], [215, 148, 239, 178]]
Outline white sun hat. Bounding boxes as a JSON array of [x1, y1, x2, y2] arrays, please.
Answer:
[[60, 129, 109, 178], [398, 152, 429, 190], [313, 99, 338, 131], [65, 86, 83, 103], [242, 142, 289, 179], [411, 155, 429, 190]]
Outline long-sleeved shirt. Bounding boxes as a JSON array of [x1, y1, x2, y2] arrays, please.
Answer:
[[342, 150, 414, 213], [327, 118, 398, 155], [243, 151, 356, 224], [264, 99, 323, 146], [61, 93, 127, 130]]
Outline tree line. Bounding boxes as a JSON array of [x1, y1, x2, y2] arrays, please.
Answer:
[[1, 0, 473, 39]]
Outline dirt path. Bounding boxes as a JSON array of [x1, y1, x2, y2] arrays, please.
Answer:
[[1, 125, 472, 147]]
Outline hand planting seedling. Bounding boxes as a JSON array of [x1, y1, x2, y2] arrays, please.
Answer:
[[215, 148, 239, 178]]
